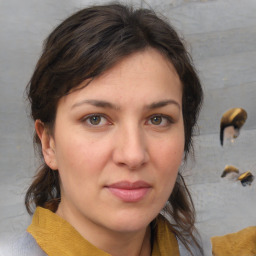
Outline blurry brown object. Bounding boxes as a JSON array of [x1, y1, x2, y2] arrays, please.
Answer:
[[238, 171, 254, 186], [220, 108, 247, 146], [221, 165, 239, 178]]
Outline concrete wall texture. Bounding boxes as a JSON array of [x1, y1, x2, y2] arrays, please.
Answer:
[[0, 0, 255, 254]]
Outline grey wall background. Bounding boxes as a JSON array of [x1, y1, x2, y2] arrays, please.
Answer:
[[1, 0, 255, 254]]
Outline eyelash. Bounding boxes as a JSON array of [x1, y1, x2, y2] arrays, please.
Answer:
[[81, 113, 174, 127]]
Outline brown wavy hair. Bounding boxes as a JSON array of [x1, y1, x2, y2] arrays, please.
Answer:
[[25, 3, 203, 255]]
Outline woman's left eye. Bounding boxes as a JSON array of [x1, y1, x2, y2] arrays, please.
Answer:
[[147, 115, 173, 126], [82, 114, 109, 126]]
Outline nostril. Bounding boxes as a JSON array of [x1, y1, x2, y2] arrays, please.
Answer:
[[220, 108, 247, 146]]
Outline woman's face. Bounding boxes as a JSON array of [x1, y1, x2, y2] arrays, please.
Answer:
[[40, 48, 184, 236]]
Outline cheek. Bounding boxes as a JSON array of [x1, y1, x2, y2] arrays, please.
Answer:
[[54, 134, 111, 179], [54, 139, 100, 199], [155, 136, 184, 167], [152, 135, 184, 186]]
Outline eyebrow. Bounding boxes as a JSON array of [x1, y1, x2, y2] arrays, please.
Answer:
[[71, 99, 120, 110], [145, 99, 181, 110], [71, 99, 180, 110]]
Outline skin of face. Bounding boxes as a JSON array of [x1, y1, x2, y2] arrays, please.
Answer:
[[36, 48, 185, 254]]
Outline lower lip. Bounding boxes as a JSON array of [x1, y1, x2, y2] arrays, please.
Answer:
[[107, 187, 151, 202]]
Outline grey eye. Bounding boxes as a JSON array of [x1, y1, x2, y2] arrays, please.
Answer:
[[150, 116, 162, 125], [89, 116, 102, 125]]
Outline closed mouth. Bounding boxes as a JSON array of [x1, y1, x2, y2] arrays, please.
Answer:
[[105, 180, 151, 202]]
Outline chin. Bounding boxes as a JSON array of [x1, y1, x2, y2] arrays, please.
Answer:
[[106, 211, 156, 233]]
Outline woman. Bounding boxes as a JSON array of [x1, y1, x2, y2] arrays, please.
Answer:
[[2, 3, 203, 256]]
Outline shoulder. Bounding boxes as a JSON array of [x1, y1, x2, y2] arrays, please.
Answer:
[[0, 232, 47, 256]]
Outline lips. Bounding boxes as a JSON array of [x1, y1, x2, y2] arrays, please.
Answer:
[[106, 181, 151, 202]]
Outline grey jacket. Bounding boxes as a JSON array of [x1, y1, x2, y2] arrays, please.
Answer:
[[0, 232, 46, 256], [0, 231, 203, 256]]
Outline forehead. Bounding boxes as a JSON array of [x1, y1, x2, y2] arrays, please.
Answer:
[[60, 48, 182, 108]]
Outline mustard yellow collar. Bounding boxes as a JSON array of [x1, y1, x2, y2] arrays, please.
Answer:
[[28, 207, 179, 256]]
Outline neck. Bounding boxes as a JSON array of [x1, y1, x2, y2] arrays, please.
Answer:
[[101, 226, 152, 256], [56, 205, 152, 256]]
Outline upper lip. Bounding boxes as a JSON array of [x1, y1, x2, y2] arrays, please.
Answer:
[[106, 180, 151, 189]]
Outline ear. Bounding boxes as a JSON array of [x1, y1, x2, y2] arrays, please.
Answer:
[[35, 120, 58, 170]]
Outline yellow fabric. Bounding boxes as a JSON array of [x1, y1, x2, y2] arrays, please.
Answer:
[[27, 207, 179, 256], [211, 226, 256, 256], [152, 216, 180, 256]]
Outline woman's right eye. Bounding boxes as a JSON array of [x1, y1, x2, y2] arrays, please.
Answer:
[[82, 114, 110, 126]]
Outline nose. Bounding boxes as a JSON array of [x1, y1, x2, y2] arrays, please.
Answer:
[[112, 124, 149, 170]]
